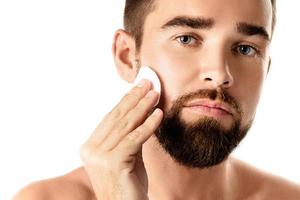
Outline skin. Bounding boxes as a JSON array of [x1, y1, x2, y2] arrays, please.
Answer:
[[13, 0, 300, 199]]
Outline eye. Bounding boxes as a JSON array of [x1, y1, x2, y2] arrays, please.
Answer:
[[175, 35, 198, 46], [234, 45, 258, 57]]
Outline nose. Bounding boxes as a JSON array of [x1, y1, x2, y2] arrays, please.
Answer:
[[201, 68, 233, 88], [198, 48, 234, 89]]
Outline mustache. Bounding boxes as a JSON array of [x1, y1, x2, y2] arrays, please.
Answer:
[[172, 88, 242, 116]]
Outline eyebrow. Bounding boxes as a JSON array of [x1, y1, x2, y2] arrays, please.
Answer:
[[160, 16, 270, 41], [161, 16, 214, 30], [236, 22, 270, 41]]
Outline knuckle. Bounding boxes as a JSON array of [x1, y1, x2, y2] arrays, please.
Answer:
[[127, 86, 146, 99], [109, 108, 124, 120], [115, 118, 131, 131], [123, 93, 137, 104], [136, 98, 149, 108], [134, 99, 150, 113], [123, 92, 132, 99], [127, 130, 141, 142], [130, 85, 142, 94]]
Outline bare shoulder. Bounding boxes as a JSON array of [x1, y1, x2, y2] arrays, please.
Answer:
[[13, 167, 96, 200], [231, 157, 300, 200]]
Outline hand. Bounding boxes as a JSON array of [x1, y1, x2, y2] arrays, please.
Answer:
[[80, 79, 163, 200]]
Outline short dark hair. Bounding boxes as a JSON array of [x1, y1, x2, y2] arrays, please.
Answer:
[[124, 0, 276, 51]]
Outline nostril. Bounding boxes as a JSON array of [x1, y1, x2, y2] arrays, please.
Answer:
[[224, 81, 230, 85], [205, 77, 213, 81]]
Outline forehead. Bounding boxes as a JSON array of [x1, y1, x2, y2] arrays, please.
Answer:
[[145, 0, 272, 34]]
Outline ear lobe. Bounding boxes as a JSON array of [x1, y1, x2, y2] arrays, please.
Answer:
[[112, 29, 139, 83]]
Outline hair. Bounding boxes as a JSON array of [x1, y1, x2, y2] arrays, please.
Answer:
[[124, 0, 276, 51]]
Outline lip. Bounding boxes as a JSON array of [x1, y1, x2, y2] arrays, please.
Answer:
[[184, 99, 234, 116]]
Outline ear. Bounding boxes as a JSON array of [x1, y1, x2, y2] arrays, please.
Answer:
[[112, 29, 139, 83]]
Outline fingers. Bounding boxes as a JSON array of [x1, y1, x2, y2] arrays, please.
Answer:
[[115, 108, 163, 155], [86, 79, 153, 146], [110, 79, 152, 121], [80, 77, 163, 197], [100, 89, 160, 151]]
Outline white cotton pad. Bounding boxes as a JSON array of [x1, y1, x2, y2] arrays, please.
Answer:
[[133, 66, 161, 106]]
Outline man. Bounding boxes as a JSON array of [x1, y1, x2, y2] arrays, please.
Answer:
[[13, 0, 300, 199]]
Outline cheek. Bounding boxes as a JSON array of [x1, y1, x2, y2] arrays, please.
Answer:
[[141, 44, 198, 110], [234, 64, 267, 126]]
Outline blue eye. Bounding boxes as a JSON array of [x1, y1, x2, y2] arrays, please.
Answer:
[[176, 35, 197, 45], [236, 45, 258, 56]]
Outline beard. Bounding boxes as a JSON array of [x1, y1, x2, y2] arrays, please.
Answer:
[[153, 88, 251, 169]]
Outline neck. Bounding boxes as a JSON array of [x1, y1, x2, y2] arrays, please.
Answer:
[[143, 135, 234, 200]]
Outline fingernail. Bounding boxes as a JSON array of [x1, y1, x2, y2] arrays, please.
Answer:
[[137, 79, 147, 87], [153, 108, 161, 116]]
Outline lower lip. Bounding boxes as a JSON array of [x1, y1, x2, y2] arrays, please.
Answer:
[[184, 105, 231, 117]]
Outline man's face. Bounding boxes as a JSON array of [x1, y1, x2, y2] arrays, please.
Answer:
[[137, 0, 272, 167]]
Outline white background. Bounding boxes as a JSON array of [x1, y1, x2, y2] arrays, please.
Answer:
[[0, 0, 299, 199]]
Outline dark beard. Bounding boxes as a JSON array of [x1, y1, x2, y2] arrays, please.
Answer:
[[153, 89, 251, 169]]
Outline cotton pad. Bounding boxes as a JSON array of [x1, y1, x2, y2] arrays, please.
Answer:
[[133, 66, 161, 106]]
